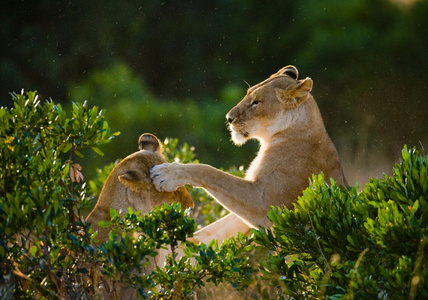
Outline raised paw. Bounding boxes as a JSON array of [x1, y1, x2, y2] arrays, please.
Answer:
[[150, 162, 184, 192]]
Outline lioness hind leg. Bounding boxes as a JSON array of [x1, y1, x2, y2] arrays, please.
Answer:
[[189, 213, 251, 245]]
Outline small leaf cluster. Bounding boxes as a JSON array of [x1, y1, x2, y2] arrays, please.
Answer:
[[188, 233, 254, 289], [161, 137, 197, 164], [253, 146, 428, 299]]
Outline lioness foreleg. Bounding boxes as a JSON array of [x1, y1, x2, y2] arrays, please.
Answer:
[[150, 162, 267, 227]]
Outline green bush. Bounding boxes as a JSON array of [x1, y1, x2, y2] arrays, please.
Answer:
[[0, 91, 253, 299], [0, 91, 118, 298], [2, 90, 427, 299], [95, 204, 253, 299], [253, 146, 427, 299]]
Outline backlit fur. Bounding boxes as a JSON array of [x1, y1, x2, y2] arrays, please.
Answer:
[[151, 66, 347, 243]]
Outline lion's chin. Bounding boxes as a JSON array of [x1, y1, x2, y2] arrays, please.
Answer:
[[231, 131, 248, 146]]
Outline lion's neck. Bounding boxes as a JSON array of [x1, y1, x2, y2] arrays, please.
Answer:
[[246, 98, 326, 181], [257, 100, 315, 147]]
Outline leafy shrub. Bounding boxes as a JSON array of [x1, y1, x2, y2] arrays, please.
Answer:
[[2, 90, 427, 299], [0, 91, 253, 299], [95, 204, 253, 299], [0, 91, 118, 298], [253, 146, 427, 299]]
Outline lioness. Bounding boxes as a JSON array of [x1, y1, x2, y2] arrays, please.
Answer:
[[151, 66, 347, 242], [86, 134, 194, 299], [86, 133, 194, 243]]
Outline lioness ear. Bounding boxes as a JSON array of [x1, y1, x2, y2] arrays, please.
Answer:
[[118, 170, 152, 192], [293, 77, 313, 98], [275, 77, 313, 108], [272, 65, 298, 80], [280, 65, 299, 80], [138, 133, 163, 154]]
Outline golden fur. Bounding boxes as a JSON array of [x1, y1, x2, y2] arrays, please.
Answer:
[[86, 133, 193, 243], [86, 134, 193, 299], [151, 66, 347, 242]]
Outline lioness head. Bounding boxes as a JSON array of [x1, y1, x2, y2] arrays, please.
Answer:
[[226, 65, 313, 145], [86, 133, 194, 242]]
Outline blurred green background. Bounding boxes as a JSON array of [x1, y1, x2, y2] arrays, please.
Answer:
[[1, 0, 427, 186]]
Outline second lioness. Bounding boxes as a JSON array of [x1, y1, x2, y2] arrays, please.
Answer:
[[151, 66, 348, 241]]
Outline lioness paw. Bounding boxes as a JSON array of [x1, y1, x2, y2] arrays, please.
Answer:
[[150, 162, 184, 192]]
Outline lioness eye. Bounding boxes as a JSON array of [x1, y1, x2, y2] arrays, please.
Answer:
[[250, 100, 260, 107]]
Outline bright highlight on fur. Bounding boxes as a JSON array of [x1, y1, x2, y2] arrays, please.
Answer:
[[151, 65, 347, 243]]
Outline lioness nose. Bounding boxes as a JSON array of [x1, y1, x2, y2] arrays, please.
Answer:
[[226, 109, 235, 124]]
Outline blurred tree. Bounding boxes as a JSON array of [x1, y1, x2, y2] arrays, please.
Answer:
[[1, 0, 427, 184], [68, 62, 257, 178], [3, 0, 426, 102]]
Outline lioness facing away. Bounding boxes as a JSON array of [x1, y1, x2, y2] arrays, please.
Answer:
[[86, 134, 193, 299], [151, 65, 348, 243], [86, 133, 194, 243]]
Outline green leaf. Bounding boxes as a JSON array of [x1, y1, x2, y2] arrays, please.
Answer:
[[0, 107, 6, 118], [98, 221, 113, 228], [61, 143, 73, 153], [30, 245, 38, 257], [91, 146, 104, 156], [110, 208, 120, 219], [346, 235, 356, 247], [74, 149, 85, 158]]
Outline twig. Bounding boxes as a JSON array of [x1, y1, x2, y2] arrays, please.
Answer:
[[348, 248, 369, 300], [409, 236, 427, 299], [306, 206, 331, 273], [42, 231, 64, 298], [66, 146, 77, 226], [39, 135, 48, 159]]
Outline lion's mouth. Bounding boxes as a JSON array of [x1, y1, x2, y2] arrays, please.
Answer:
[[229, 123, 250, 139]]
